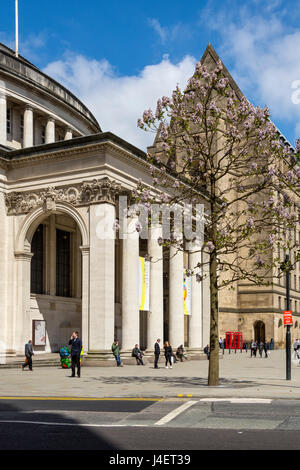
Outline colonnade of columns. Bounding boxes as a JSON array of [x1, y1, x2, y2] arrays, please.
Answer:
[[85, 201, 208, 358], [0, 92, 73, 148]]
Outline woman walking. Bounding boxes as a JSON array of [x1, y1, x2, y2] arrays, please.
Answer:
[[164, 341, 173, 369]]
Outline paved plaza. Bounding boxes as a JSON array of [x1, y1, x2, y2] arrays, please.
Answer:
[[1, 349, 300, 400]]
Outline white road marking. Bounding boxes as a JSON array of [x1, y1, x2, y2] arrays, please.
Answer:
[[155, 400, 198, 426], [199, 398, 272, 404]]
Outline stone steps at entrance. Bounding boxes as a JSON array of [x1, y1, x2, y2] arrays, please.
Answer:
[[0, 351, 211, 368]]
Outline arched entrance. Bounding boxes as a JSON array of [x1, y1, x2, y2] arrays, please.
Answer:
[[15, 203, 89, 354], [254, 320, 265, 343]]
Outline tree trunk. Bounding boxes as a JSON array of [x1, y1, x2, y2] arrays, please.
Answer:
[[208, 246, 219, 385], [208, 190, 219, 386]]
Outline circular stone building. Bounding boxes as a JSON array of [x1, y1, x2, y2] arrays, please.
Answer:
[[0, 44, 209, 361]]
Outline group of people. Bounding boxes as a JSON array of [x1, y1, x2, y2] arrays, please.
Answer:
[[111, 338, 187, 369], [22, 331, 83, 376], [250, 340, 269, 358]]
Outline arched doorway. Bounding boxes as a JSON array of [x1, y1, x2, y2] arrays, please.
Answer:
[[254, 320, 265, 343], [30, 213, 82, 352], [15, 203, 89, 354]]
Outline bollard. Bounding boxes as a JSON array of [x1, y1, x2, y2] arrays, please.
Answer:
[[235, 345, 236, 354], [229, 345, 231, 355], [223, 343, 224, 355]]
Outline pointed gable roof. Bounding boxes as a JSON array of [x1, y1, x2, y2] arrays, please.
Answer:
[[200, 43, 244, 100]]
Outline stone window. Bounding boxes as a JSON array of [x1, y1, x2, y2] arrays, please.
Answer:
[[6, 108, 11, 136], [56, 229, 71, 297], [31, 224, 44, 294]]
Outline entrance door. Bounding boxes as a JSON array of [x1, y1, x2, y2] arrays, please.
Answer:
[[254, 321, 265, 343]]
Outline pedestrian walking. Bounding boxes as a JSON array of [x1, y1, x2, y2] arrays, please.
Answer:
[[219, 337, 223, 349], [164, 341, 173, 368], [154, 338, 160, 369], [250, 340, 257, 357], [259, 341, 264, 358], [22, 340, 34, 371], [204, 344, 210, 359], [112, 339, 122, 367], [132, 344, 144, 365], [69, 331, 82, 377], [263, 341, 268, 358]]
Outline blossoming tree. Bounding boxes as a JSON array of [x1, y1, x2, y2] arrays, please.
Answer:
[[137, 53, 300, 386]]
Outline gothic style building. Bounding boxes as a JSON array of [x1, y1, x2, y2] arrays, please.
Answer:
[[0, 43, 209, 358]]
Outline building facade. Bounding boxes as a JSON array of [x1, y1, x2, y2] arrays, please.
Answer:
[[200, 45, 300, 347], [0, 44, 210, 358]]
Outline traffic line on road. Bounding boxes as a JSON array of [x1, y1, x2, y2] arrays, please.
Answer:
[[199, 398, 272, 404], [155, 400, 198, 426]]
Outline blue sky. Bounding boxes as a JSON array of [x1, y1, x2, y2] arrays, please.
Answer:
[[1, 0, 300, 150]]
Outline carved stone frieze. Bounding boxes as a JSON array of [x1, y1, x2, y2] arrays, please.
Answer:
[[5, 177, 122, 215]]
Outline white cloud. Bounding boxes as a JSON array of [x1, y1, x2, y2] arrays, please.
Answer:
[[207, 8, 300, 144], [44, 53, 196, 150]]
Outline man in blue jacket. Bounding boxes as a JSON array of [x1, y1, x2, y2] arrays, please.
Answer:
[[69, 331, 82, 377]]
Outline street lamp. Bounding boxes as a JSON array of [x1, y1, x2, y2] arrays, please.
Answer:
[[280, 254, 292, 380]]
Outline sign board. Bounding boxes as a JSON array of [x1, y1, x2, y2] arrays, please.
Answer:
[[183, 269, 191, 316], [32, 320, 46, 346], [283, 310, 293, 326], [139, 257, 150, 311]]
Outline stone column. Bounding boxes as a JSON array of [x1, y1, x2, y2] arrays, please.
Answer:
[[188, 243, 203, 352], [23, 105, 33, 148], [80, 245, 90, 353], [147, 225, 164, 351], [0, 188, 7, 358], [0, 93, 7, 146], [45, 117, 55, 144], [169, 245, 184, 348], [14, 251, 33, 355], [121, 215, 140, 352], [88, 202, 116, 357], [64, 128, 73, 140]]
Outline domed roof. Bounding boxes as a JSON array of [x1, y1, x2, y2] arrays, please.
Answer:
[[0, 43, 101, 133]]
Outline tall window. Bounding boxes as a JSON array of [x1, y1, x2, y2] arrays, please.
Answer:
[[41, 125, 46, 144], [20, 113, 24, 140], [56, 229, 71, 297], [6, 108, 11, 135], [31, 225, 44, 294]]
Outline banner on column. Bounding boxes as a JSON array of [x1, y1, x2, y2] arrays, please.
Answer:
[[183, 269, 191, 315], [139, 257, 150, 311]]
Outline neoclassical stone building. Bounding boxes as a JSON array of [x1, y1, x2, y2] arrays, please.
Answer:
[[0, 43, 210, 358]]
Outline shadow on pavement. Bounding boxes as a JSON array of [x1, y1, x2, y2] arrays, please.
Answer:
[[0, 401, 118, 450]]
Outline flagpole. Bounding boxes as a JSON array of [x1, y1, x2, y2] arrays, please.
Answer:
[[15, 0, 19, 57]]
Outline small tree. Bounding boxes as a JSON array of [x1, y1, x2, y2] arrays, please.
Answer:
[[137, 55, 300, 386]]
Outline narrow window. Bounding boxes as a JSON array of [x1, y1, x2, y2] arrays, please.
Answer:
[[31, 225, 44, 294], [56, 229, 71, 297], [6, 108, 11, 135]]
